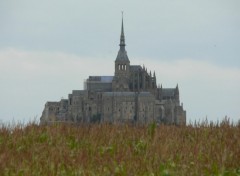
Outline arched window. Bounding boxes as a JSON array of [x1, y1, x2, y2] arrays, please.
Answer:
[[121, 64, 124, 70], [125, 64, 126, 70], [118, 64, 121, 70]]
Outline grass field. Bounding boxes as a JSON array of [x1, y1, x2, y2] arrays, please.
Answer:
[[0, 120, 239, 175]]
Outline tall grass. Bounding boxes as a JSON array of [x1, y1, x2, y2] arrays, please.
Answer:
[[0, 120, 239, 175]]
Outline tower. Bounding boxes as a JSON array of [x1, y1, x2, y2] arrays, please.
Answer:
[[115, 13, 130, 77], [112, 13, 130, 91]]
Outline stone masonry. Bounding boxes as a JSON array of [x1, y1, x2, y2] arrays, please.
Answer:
[[40, 17, 186, 125]]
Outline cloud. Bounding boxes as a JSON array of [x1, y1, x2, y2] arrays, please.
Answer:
[[134, 58, 240, 85], [0, 48, 239, 123], [133, 57, 240, 122], [0, 48, 114, 81]]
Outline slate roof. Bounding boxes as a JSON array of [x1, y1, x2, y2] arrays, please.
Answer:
[[72, 90, 87, 95], [130, 65, 142, 71], [116, 50, 129, 61], [100, 76, 114, 82], [103, 92, 154, 97], [88, 76, 113, 83], [162, 88, 175, 97]]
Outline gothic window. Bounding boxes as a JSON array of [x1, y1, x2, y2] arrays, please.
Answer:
[[118, 64, 121, 70], [124, 64, 126, 70], [121, 64, 124, 70]]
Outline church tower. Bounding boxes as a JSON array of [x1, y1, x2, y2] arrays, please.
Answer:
[[115, 14, 130, 77], [112, 14, 130, 91]]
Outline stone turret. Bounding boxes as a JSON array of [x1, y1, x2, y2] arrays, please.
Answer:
[[175, 84, 180, 104]]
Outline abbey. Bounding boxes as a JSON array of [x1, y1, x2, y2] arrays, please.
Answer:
[[40, 17, 186, 125]]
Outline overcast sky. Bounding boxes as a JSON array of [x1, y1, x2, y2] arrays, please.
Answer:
[[0, 0, 240, 124]]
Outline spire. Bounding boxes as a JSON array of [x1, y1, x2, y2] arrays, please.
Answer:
[[175, 84, 179, 101], [120, 11, 126, 49], [176, 84, 179, 92], [115, 12, 129, 62]]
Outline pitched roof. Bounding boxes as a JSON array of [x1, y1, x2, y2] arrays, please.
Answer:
[[103, 92, 154, 97], [116, 50, 129, 62], [130, 65, 142, 71], [162, 88, 175, 97]]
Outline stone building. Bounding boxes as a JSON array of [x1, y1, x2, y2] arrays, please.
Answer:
[[40, 17, 186, 125]]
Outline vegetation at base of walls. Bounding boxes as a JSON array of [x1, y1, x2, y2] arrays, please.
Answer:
[[0, 120, 239, 175]]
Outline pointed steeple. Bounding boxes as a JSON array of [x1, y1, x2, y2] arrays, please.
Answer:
[[116, 12, 129, 62], [120, 12, 125, 48]]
